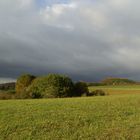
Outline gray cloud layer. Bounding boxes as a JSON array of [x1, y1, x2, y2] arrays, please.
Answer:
[[0, 0, 140, 81]]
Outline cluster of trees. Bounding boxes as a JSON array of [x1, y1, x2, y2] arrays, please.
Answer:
[[0, 73, 108, 100], [15, 74, 89, 99]]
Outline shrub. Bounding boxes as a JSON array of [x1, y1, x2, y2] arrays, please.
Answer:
[[74, 82, 89, 96], [16, 74, 36, 94], [0, 93, 14, 100], [28, 74, 74, 98], [14, 91, 31, 99], [88, 90, 107, 96]]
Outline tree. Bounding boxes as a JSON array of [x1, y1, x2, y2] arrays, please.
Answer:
[[16, 74, 36, 95], [74, 82, 89, 96], [28, 74, 74, 98]]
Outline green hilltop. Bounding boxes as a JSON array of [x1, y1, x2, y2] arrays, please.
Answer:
[[101, 77, 136, 85]]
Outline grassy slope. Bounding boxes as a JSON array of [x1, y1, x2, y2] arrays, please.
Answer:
[[89, 85, 140, 95], [0, 94, 140, 140]]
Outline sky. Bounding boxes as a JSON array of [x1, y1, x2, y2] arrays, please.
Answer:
[[0, 0, 140, 82]]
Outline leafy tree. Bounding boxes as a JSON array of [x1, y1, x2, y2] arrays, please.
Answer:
[[74, 82, 89, 96], [16, 74, 36, 94], [27, 76, 48, 98], [28, 74, 74, 98]]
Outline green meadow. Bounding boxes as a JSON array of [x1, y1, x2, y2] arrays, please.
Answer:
[[89, 85, 140, 95], [0, 92, 140, 139]]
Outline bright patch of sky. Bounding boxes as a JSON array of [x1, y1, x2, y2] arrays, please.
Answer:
[[36, 0, 70, 8], [0, 78, 16, 84]]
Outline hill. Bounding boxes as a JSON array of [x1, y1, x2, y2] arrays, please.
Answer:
[[101, 77, 136, 85], [0, 82, 15, 90]]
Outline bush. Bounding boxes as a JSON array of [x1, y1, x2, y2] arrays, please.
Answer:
[[88, 90, 107, 96], [14, 91, 31, 99], [28, 74, 74, 98], [0, 93, 14, 100], [16, 74, 36, 94], [74, 82, 89, 96]]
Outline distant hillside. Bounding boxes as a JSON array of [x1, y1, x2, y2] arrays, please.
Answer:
[[0, 78, 16, 84], [0, 82, 15, 90], [101, 78, 136, 85]]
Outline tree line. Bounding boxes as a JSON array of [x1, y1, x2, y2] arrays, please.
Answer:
[[0, 73, 108, 99], [15, 74, 90, 99]]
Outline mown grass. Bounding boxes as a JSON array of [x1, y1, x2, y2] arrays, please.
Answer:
[[0, 94, 140, 140]]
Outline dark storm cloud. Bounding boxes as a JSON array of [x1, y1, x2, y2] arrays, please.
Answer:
[[1, 0, 140, 81]]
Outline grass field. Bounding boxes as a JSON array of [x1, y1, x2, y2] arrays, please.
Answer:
[[89, 85, 140, 95], [0, 93, 140, 140]]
